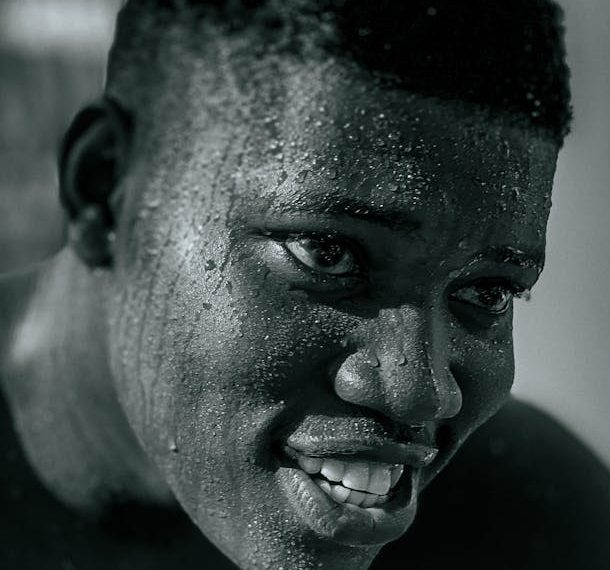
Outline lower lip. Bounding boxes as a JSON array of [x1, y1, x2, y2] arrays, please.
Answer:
[[275, 458, 419, 546]]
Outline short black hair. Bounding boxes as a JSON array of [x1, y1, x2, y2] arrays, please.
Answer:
[[108, 0, 572, 144]]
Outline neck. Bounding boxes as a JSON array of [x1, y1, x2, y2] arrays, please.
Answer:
[[2, 249, 175, 517]]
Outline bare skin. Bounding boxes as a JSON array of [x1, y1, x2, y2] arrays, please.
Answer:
[[4, 58, 607, 570]]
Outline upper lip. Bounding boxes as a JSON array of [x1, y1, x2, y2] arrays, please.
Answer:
[[284, 436, 438, 468]]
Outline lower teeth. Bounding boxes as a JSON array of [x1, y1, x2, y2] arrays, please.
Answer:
[[314, 478, 390, 508]]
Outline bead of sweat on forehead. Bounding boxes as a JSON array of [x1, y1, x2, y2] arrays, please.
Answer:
[[107, 0, 571, 147]]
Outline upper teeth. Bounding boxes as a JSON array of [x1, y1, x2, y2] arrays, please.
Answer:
[[297, 455, 404, 496]]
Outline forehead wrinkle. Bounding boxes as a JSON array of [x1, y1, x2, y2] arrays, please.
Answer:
[[260, 184, 423, 238], [245, 160, 435, 245]]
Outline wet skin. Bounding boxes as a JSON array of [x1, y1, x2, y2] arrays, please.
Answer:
[[105, 61, 557, 569]]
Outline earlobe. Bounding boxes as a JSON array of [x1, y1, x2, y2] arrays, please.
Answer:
[[59, 97, 132, 267]]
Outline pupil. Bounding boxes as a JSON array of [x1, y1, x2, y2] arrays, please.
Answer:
[[480, 287, 505, 307], [309, 240, 344, 267]]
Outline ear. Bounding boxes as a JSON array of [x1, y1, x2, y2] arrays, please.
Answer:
[[59, 98, 132, 267]]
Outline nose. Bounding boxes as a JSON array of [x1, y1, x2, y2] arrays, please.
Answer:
[[333, 307, 462, 424]]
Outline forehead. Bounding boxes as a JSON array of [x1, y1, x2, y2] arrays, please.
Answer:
[[133, 58, 557, 264], [271, 63, 553, 177], [234, 62, 558, 249]]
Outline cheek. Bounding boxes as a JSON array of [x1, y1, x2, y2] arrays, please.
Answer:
[[452, 321, 515, 438], [106, 222, 348, 511], [217, 263, 353, 400], [106, 206, 235, 460]]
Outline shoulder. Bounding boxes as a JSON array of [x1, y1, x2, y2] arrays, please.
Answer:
[[0, 386, 230, 570], [375, 398, 610, 569]]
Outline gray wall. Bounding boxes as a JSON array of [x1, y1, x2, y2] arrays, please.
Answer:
[[514, 0, 610, 467]]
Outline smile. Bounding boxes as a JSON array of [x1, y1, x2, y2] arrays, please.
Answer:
[[277, 439, 438, 545], [296, 454, 405, 508]]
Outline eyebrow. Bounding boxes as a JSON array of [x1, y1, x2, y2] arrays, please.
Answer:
[[268, 196, 544, 270], [275, 195, 422, 236]]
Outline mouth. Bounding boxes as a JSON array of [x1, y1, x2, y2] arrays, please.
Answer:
[[285, 446, 409, 507], [275, 438, 438, 546]]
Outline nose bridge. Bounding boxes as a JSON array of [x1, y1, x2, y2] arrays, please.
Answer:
[[334, 306, 462, 423], [376, 307, 427, 366]]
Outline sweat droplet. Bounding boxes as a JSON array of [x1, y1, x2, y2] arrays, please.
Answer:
[[366, 355, 380, 368], [397, 355, 408, 366], [205, 260, 217, 271], [277, 169, 288, 185], [145, 198, 161, 209]]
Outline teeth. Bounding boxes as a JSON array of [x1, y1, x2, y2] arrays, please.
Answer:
[[390, 464, 404, 488], [330, 484, 351, 503], [297, 456, 323, 474], [342, 463, 370, 492], [345, 489, 368, 507], [314, 480, 391, 508], [296, 454, 408, 505], [368, 464, 392, 495], [320, 459, 346, 482], [360, 493, 379, 509]]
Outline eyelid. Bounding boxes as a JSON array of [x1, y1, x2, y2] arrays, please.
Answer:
[[449, 275, 529, 295], [263, 230, 368, 272], [449, 278, 526, 315], [277, 232, 364, 279], [263, 228, 348, 244]]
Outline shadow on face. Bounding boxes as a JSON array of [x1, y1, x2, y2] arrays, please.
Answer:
[[61, 55, 559, 569]]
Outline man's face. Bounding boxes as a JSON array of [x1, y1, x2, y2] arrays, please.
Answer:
[[106, 61, 557, 569]]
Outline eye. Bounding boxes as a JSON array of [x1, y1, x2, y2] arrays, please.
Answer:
[[450, 280, 521, 315], [284, 235, 360, 276]]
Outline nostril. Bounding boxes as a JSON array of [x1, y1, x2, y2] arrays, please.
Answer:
[[395, 422, 430, 443], [435, 423, 454, 450], [327, 356, 344, 380], [331, 342, 461, 425]]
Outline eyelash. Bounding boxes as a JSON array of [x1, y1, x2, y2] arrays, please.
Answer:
[[265, 231, 528, 315], [449, 278, 527, 315], [279, 233, 366, 277]]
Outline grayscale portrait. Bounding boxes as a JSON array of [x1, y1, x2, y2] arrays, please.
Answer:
[[1, 1, 609, 569]]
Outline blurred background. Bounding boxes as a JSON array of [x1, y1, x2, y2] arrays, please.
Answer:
[[0, 0, 608, 467], [0, 0, 121, 271]]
